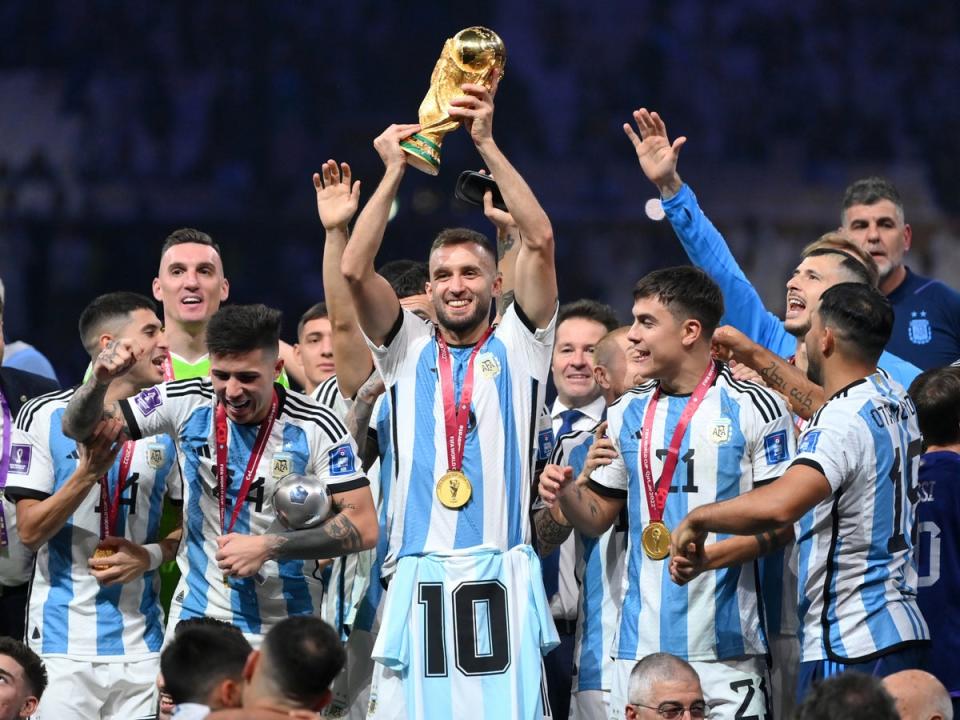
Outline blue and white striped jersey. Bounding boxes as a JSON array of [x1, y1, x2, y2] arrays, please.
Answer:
[[366, 305, 555, 576], [591, 362, 794, 661], [550, 428, 627, 694], [792, 372, 929, 663], [6, 388, 179, 659], [119, 379, 368, 637], [370, 544, 559, 720]]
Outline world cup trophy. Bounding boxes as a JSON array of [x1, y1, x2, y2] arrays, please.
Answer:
[[401, 26, 506, 175], [272, 473, 332, 530]]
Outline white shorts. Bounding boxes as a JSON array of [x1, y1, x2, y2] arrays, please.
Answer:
[[569, 688, 609, 719], [322, 629, 376, 719], [36, 655, 159, 720], [769, 634, 799, 720], [609, 655, 770, 720]]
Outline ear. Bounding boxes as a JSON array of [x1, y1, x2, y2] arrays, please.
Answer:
[[243, 650, 259, 683], [274, 357, 285, 381], [490, 272, 503, 298], [312, 688, 333, 712], [20, 695, 39, 716], [625, 704, 638, 720], [902, 223, 912, 252], [98, 332, 115, 351], [220, 277, 230, 302], [593, 364, 610, 390], [425, 280, 433, 297], [820, 326, 835, 357], [293, 343, 302, 363], [218, 678, 244, 709], [152, 277, 163, 303], [680, 318, 703, 348]]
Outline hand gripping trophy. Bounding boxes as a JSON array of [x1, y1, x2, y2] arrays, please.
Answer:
[[401, 26, 506, 175]]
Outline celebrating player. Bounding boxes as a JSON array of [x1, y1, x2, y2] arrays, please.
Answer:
[[540, 267, 795, 720], [341, 69, 560, 719], [60, 303, 378, 646]]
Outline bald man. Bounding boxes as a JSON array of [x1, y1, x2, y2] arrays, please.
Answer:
[[883, 670, 954, 720]]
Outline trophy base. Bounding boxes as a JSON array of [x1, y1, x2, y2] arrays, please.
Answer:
[[401, 134, 441, 176]]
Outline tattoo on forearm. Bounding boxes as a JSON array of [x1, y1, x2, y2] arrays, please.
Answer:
[[754, 529, 782, 556], [788, 386, 814, 414], [759, 361, 786, 391], [761, 361, 816, 415], [497, 227, 517, 257], [534, 509, 572, 555], [61, 378, 112, 440], [269, 512, 364, 561]]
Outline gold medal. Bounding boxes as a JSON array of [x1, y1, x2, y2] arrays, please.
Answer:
[[91, 547, 116, 571], [641, 521, 671, 560], [436, 470, 472, 509]]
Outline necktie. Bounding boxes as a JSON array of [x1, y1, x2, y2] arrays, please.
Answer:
[[542, 408, 585, 598]]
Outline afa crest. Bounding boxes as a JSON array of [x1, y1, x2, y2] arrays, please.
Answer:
[[710, 418, 732, 445], [908, 311, 932, 345], [146, 443, 165, 469], [272, 452, 293, 479], [477, 352, 501, 380]]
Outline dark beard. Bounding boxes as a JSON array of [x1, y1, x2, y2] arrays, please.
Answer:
[[436, 299, 490, 337], [805, 354, 823, 386]]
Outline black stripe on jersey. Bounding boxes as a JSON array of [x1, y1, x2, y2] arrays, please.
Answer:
[[281, 408, 347, 445], [315, 376, 340, 409], [789, 457, 825, 476], [389, 385, 400, 480], [328, 477, 370, 494], [2, 486, 49, 503], [821, 487, 844, 661], [720, 367, 781, 424], [15, 388, 74, 431], [808, 403, 828, 428], [285, 393, 349, 434], [607, 382, 655, 410], [119, 399, 143, 441], [526, 379, 540, 468], [167, 378, 213, 399], [587, 479, 627, 500]]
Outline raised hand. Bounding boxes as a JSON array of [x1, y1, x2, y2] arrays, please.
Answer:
[[448, 69, 501, 147], [538, 463, 575, 508], [76, 419, 125, 483], [711, 324, 754, 363], [372, 123, 421, 170], [313, 160, 361, 231], [623, 108, 686, 198], [92, 338, 141, 385], [578, 421, 618, 485], [479, 169, 515, 232]]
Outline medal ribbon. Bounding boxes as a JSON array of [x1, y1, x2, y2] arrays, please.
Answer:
[[436, 326, 495, 473], [639, 361, 718, 524], [99, 440, 136, 540], [161, 352, 176, 382], [0, 390, 11, 546], [215, 390, 279, 534]]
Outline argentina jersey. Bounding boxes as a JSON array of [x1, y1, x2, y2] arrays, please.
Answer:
[[591, 363, 794, 661], [118, 379, 368, 639], [792, 372, 929, 663], [551, 428, 627, 695], [366, 304, 555, 576], [6, 388, 179, 659], [369, 544, 559, 720]]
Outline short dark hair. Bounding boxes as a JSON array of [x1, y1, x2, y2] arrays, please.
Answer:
[[391, 263, 430, 299], [632, 267, 724, 336], [557, 299, 619, 334], [429, 228, 496, 268], [160, 227, 221, 260], [206, 304, 282, 358], [816, 283, 893, 364], [297, 302, 328, 339], [160, 623, 252, 705], [804, 248, 875, 287], [260, 616, 345, 708], [841, 177, 905, 223], [378, 259, 420, 287], [0, 637, 48, 699], [78, 292, 158, 354], [909, 366, 960, 446], [797, 672, 898, 720]]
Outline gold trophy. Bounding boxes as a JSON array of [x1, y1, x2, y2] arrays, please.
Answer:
[[401, 27, 506, 175]]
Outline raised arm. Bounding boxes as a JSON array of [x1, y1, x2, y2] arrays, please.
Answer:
[[314, 159, 374, 398], [449, 73, 557, 328], [624, 109, 789, 353], [479, 175, 521, 321], [341, 124, 419, 346], [61, 339, 140, 441]]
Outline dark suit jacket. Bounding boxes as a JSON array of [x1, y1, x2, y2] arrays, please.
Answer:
[[0, 366, 61, 419]]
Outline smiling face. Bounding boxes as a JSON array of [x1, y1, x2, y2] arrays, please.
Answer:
[[427, 242, 499, 340], [552, 317, 609, 407], [295, 316, 335, 387], [153, 243, 229, 330], [842, 200, 911, 286], [783, 253, 855, 337], [111, 308, 169, 389], [210, 348, 282, 425], [626, 297, 690, 381]]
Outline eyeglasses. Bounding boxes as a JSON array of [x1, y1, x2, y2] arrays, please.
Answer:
[[630, 701, 708, 719]]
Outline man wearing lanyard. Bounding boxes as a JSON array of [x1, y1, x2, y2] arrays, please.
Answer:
[[4, 292, 181, 720], [540, 267, 796, 720], [61, 303, 378, 649], [0, 292, 59, 640], [340, 71, 560, 719]]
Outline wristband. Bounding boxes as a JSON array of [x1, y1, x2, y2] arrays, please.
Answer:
[[143, 543, 164, 571]]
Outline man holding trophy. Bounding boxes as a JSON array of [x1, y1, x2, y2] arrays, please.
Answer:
[[339, 27, 561, 720]]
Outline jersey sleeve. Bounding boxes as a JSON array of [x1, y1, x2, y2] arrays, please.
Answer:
[[365, 309, 433, 386], [747, 392, 797, 485], [790, 409, 855, 492], [662, 184, 792, 354], [493, 302, 557, 383], [308, 412, 370, 496], [587, 411, 628, 499], [118, 380, 202, 441], [4, 426, 56, 502]]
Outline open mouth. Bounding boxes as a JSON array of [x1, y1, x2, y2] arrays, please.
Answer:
[[785, 295, 806, 317], [180, 295, 203, 307]]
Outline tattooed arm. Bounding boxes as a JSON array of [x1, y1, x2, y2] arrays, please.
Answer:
[[533, 505, 573, 557], [343, 370, 385, 472], [539, 463, 624, 538], [62, 338, 140, 440], [668, 525, 794, 586]]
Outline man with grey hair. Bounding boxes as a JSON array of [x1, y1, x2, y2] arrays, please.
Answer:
[[883, 670, 954, 720], [625, 654, 706, 720]]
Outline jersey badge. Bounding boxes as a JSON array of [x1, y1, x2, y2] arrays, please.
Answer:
[[328, 445, 357, 477], [134, 386, 163, 416], [272, 452, 293, 479], [146, 442, 166, 469], [710, 418, 732, 444], [9, 444, 32, 474], [908, 310, 932, 345], [763, 430, 788, 465], [797, 429, 821, 454], [477, 352, 501, 380]]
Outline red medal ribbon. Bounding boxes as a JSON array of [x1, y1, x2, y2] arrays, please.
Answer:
[[639, 361, 718, 524], [161, 352, 175, 382], [436, 326, 495, 473], [215, 390, 279, 534], [99, 440, 136, 540]]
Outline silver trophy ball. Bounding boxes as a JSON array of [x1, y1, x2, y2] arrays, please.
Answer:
[[272, 473, 332, 530]]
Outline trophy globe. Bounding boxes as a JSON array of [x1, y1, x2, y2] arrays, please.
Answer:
[[272, 473, 332, 530]]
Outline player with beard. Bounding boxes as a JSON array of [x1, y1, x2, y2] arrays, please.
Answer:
[[6, 292, 181, 720], [341, 70, 560, 719], [671, 282, 929, 701]]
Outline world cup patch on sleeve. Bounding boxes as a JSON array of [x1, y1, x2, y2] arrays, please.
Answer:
[[797, 429, 821, 455], [763, 430, 788, 465], [9, 444, 32, 474], [328, 445, 357, 477], [134, 386, 163, 416]]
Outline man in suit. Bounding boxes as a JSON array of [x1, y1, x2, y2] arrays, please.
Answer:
[[0, 293, 60, 638]]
